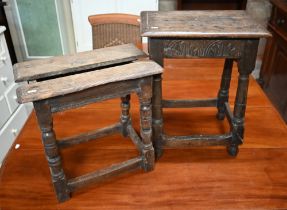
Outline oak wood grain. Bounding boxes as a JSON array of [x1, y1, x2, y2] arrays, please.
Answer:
[[1, 58, 287, 209], [141, 11, 271, 38], [13, 44, 145, 82], [16, 61, 162, 103]]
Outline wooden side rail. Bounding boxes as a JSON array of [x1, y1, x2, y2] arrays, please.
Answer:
[[58, 123, 122, 149], [127, 125, 144, 151], [161, 101, 235, 149], [162, 133, 232, 147], [67, 157, 143, 192], [162, 98, 218, 108]]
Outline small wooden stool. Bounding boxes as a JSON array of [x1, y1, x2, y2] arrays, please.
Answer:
[[141, 11, 271, 159], [13, 44, 163, 202]]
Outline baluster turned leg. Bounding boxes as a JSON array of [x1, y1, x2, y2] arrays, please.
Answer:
[[228, 73, 249, 156], [152, 74, 164, 160], [228, 39, 259, 157], [120, 95, 131, 137], [34, 101, 70, 202], [149, 39, 164, 160], [138, 78, 155, 171], [217, 59, 233, 120]]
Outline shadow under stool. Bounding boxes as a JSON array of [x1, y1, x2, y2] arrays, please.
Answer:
[[141, 10, 271, 159], [13, 44, 163, 202]]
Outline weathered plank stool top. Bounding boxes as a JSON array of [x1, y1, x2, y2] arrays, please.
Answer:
[[14, 44, 163, 202], [141, 11, 271, 158]]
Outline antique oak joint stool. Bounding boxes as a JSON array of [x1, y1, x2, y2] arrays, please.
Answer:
[[141, 11, 271, 159], [13, 44, 163, 202]]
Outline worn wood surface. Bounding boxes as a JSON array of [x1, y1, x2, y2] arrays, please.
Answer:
[[14, 49, 160, 202], [16, 61, 162, 104], [31, 73, 156, 201], [1, 58, 287, 209], [32, 75, 156, 202], [13, 44, 145, 82], [141, 11, 271, 38], [147, 32, 261, 158]]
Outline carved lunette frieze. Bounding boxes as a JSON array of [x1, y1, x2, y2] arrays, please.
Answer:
[[163, 40, 244, 58]]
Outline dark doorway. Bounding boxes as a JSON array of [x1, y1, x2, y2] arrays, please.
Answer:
[[0, 0, 17, 64], [177, 0, 247, 10]]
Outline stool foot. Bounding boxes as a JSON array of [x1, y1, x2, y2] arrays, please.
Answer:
[[142, 147, 155, 172], [216, 112, 225, 121], [55, 181, 71, 203], [155, 146, 163, 160], [227, 144, 239, 157]]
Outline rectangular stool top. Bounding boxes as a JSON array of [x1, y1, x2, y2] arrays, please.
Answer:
[[16, 61, 163, 104], [13, 44, 145, 82], [141, 11, 271, 38]]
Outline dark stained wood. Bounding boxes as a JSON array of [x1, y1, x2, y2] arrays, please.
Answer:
[[16, 61, 163, 104], [137, 77, 155, 171], [270, 0, 287, 14], [120, 95, 131, 137], [127, 125, 145, 151], [49, 79, 141, 113], [177, 0, 247, 10], [224, 102, 234, 127], [143, 11, 265, 157], [151, 74, 164, 159], [260, 0, 287, 123], [13, 44, 145, 82], [31, 74, 158, 202], [33, 100, 71, 202], [163, 39, 244, 58], [12, 46, 162, 202], [162, 98, 217, 108], [1, 58, 287, 209], [217, 59, 233, 120], [58, 123, 122, 149], [141, 11, 271, 38], [67, 157, 142, 192], [162, 133, 232, 147]]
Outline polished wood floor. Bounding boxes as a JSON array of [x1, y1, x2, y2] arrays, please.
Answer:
[[1, 58, 287, 209]]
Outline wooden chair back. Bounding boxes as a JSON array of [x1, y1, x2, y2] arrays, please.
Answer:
[[88, 13, 142, 49]]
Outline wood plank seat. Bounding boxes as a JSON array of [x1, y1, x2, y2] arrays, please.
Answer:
[[13, 44, 163, 203], [16, 61, 162, 103], [14, 43, 145, 82]]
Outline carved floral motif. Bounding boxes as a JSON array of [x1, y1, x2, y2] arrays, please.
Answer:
[[164, 40, 243, 58]]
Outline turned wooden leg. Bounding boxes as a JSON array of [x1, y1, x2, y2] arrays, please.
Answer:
[[148, 38, 164, 160], [217, 59, 233, 120], [228, 72, 249, 156], [34, 101, 70, 202], [138, 78, 155, 171], [228, 39, 259, 157], [152, 74, 164, 160], [120, 95, 131, 137]]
